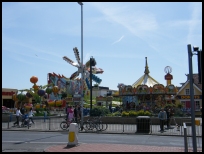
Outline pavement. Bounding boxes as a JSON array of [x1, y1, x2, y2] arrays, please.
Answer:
[[2, 114, 202, 152], [44, 143, 202, 152]]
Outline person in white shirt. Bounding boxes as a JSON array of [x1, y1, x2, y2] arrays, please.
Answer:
[[28, 107, 35, 124], [14, 107, 22, 126]]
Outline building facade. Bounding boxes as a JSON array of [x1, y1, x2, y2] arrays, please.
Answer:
[[176, 74, 202, 114], [2, 88, 18, 108]]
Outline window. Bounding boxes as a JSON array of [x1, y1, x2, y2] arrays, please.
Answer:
[[185, 89, 190, 95], [195, 101, 200, 111], [185, 88, 195, 95]]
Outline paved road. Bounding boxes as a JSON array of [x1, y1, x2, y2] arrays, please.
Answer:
[[2, 131, 202, 152], [2, 116, 202, 152]]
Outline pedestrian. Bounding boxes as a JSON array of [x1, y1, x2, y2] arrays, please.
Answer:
[[65, 105, 69, 121], [158, 108, 167, 131], [68, 106, 74, 123], [20, 106, 25, 115], [66, 105, 70, 121], [166, 108, 171, 129], [74, 105, 78, 123], [78, 105, 81, 120], [13, 107, 22, 126], [28, 107, 35, 124], [169, 107, 177, 126]]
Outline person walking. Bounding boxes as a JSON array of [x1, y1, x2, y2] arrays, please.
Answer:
[[20, 106, 25, 115], [74, 105, 78, 123], [28, 107, 35, 124], [166, 108, 171, 129], [65, 105, 70, 121], [68, 106, 74, 123], [13, 107, 22, 126], [78, 105, 81, 120], [158, 108, 167, 131]]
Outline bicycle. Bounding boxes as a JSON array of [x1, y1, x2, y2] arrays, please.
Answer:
[[85, 116, 108, 131], [60, 118, 76, 130]]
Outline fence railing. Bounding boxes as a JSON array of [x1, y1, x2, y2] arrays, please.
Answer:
[[2, 115, 202, 136]]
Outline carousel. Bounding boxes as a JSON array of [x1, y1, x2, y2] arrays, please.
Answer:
[[118, 57, 178, 111]]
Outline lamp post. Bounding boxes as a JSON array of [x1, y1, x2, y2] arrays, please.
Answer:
[[187, 44, 197, 152], [90, 56, 96, 111], [77, 2, 84, 130], [90, 57, 92, 110]]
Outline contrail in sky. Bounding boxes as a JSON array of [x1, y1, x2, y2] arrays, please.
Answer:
[[112, 35, 124, 45]]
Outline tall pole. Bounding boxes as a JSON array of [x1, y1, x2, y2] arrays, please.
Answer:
[[90, 57, 92, 110], [78, 2, 84, 130], [187, 44, 197, 152]]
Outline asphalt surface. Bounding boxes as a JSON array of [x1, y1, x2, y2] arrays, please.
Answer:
[[2, 115, 202, 152]]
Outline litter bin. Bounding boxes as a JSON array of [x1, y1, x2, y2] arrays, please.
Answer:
[[136, 116, 150, 133], [195, 119, 200, 126]]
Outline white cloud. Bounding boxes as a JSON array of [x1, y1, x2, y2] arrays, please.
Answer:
[[90, 2, 158, 40], [112, 35, 124, 45]]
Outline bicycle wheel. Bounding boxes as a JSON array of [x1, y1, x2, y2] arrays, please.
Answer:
[[60, 121, 69, 130], [96, 122, 103, 131], [100, 123, 108, 131], [86, 121, 95, 130], [82, 121, 90, 131]]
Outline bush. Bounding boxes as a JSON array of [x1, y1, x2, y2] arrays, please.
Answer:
[[121, 110, 152, 117], [90, 106, 110, 116], [121, 111, 129, 117], [112, 111, 122, 116], [36, 108, 44, 114], [129, 110, 138, 117]]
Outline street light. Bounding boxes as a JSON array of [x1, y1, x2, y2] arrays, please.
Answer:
[[187, 44, 198, 152], [90, 57, 96, 110], [77, 2, 84, 130], [193, 46, 202, 84]]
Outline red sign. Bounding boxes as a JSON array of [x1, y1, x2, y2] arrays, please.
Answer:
[[2, 91, 16, 96], [165, 73, 173, 80]]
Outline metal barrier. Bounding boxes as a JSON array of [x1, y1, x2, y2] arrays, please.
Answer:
[[183, 122, 188, 152], [2, 115, 202, 137]]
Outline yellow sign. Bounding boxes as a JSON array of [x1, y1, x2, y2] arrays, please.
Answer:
[[180, 95, 200, 99]]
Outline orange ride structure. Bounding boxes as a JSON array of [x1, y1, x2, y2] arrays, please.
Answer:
[[14, 76, 66, 110]]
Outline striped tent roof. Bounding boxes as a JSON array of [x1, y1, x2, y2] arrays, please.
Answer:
[[132, 57, 160, 88]]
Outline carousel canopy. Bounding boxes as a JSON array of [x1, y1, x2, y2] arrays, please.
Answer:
[[132, 57, 160, 88]]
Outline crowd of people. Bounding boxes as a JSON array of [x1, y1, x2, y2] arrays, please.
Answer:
[[13, 106, 35, 127], [65, 105, 81, 124]]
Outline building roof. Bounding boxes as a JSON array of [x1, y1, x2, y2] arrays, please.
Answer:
[[185, 74, 202, 90], [132, 57, 160, 88], [177, 79, 202, 94]]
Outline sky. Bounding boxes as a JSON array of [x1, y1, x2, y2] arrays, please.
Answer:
[[2, 2, 202, 91]]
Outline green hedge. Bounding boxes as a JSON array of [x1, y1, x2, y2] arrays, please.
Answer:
[[90, 106, 110, 116], [122, 110, 152, 117]]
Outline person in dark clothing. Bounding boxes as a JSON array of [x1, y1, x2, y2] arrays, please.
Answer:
[[158, 108, 167, 131], [74, 105, 78, 123], [78, 105, 81, 120], [166, 108, 171, 129], [20, 106, 25, 115]]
